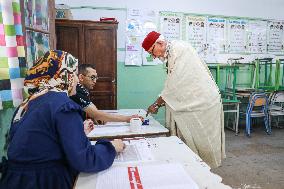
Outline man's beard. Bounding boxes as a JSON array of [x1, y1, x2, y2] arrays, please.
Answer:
[[159, 56, 167, 63]]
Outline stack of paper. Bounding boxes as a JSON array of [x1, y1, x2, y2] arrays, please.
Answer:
[[96, 163, 199, 189], [115, 138, 154, 163], [87, 126, 130, 136], [105, 122, 129, 126]]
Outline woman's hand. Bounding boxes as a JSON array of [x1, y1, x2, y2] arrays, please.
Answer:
[[111, 139, 125, 153], [83, 119, 94, 135]]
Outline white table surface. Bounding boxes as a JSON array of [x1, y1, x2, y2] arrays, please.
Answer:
[[87, 109, 169, 140], [75, 136, 231, 189]]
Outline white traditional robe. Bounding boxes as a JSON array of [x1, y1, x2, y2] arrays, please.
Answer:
[[161, 40, 225, 168]]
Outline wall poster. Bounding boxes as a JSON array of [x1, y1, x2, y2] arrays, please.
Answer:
[[267, 21, 284, 53], [159, 12, 183, 41], [227, 19, 247, 53], [185, 15, 207, 53]]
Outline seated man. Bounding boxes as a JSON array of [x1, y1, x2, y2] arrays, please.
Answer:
[[70, 64, 139, 130]]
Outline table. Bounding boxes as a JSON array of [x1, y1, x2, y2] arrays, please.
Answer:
[[87, 109, 169, 140], [75, 136, 231, 189]]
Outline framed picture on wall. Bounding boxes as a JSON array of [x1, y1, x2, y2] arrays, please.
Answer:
[[21, 0, 56, 68]]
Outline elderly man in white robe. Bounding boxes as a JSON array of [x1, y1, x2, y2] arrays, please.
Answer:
[[142, 31, 225, 168]]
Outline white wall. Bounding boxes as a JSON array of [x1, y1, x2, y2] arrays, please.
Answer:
[[56, 0, 284, 62], [56, 0, 284, 20]]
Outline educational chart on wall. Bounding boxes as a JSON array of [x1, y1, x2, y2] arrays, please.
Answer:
[[125, 8, 160, 66], [227, 19, 247, 53], [267, 21, 284, 54], [124, 8, 284, 65], [185, 15, 207, 54], [159, 12, 183, 41], [247, 20, 267, 54], [125, 35, 143, 66], [125, 8, 144, 66], [206, 17, 226, 63]]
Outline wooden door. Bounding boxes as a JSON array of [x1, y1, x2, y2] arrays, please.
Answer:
[[55, 20, 84, 63], [84, 22, 118, 110]]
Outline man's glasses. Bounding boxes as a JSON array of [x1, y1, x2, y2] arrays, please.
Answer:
[[85, 75, 99, 81]]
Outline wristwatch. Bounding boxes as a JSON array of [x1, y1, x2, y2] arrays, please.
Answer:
[[153, 102, 160, 109]]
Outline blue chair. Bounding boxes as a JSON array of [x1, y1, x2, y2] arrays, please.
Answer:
[[246, 92, 271, 136]]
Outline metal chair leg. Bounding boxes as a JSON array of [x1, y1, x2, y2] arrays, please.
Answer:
[[235, 103, 239, 136], [264, 110, 271, 134], [246, 114, 251, 137]]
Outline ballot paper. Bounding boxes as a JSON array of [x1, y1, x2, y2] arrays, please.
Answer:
[[101, 110, 119, 114], [105, 122, 129, 126], [102, 109, 147, 116], [115, 144, 140, 162], [96, 163, 199, 189], [115, 138, 154, 163], [87, 126, 130, 136], [102, 109, 146, 126], [91, 138, 154, 163], [119, 109, 147, 116]]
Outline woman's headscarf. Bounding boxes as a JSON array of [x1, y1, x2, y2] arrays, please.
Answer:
[[13, 50, 78, 122]]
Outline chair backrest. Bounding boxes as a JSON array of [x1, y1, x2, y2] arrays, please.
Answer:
[[254, 98, 266, 106], [271, 91, 284, 103], [269, 91, 284, 111], [247, 92, 268, 112]]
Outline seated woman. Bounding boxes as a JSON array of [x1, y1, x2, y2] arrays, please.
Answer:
[[0, 50, 124, 189]]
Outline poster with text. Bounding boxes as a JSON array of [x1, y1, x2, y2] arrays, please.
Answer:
[[185, 15, 207, 54], [125, 36, 143, 66], [267, 21, 284, 54], [227, 19, 247, 53], [159, 12, 183, 41], [126, 8, 159, 66], [206, 17, 226, 62], [247, 20, 267, 54]]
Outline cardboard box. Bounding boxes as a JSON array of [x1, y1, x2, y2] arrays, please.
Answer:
[[55, 4, 73, 19]]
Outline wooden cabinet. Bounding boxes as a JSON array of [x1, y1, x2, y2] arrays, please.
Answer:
[[55, 20, 118, 110]]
